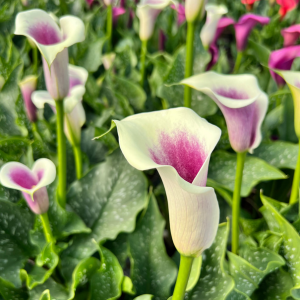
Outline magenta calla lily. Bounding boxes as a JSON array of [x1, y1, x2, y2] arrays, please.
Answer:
[[281, 25, 300, 47], [0, 159, 56, 214], [234, 14, 270, 52], [113, 7, 126, 24], [181, 72, 268, 153], [102, 108, 221, 257], [171, 3, 186, 26], [269, 46, 300, 87], [19, 75, 38, 123], [15, 9, 85, 100]]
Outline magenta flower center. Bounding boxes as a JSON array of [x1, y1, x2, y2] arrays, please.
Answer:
[[149, 130, 206, 183], [10, 168, 39, 189], [214, 87, 248, 99], [28, 23, 62, 45]]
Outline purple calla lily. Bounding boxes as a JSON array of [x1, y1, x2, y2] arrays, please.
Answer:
[[281, 24, 300, 47]]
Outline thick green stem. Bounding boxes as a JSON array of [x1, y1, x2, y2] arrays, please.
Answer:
[[290, 139, 300, 205], [140, 39, 147, 87], [33, 46, 38, 75], [73, 145, 82, 180], [106, 5, 113, 52], [40, 213, 55, 243], [233, 51, 243, 74], [232, 151, 247, 254], [173, 255, 194, 300], [184, 21, 195, 108], [55, 100, 67, 208]]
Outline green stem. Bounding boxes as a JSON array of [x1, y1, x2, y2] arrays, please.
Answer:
[[33, 46, 38, 75], [290, 139, 300, 205], [140, 39, 147, 87], [40, 213, 55, 243], [73, 145, 82, 180], [55, 100, 67, 208], [106, 4, 113, 52], [232, 151, 247, 254], [173, 255, 194, 300], [233, 51, 243, 74], [184, 21, 195, 108], [59, 0, 67, 14]]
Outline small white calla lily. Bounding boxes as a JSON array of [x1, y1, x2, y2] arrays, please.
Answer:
[[180, 72, 268, 153], [200, 4, 228, 49], [102, 53, 116, 70], [100, 108, 221, 257], [15, 9, 85, 100], [137, 0, 176, 41], [185, 0, 206, 22], [0, 159, 56, 214]]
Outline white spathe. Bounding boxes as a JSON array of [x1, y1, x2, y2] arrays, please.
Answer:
[[185, 0, 206, 22]]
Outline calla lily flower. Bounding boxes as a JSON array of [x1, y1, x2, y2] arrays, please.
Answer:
[[102, 53, 116, 70], [137, 0, 176, 41], [281, 25, 300, 47], [277, 0, 299, 18], [113, 7, 126, 24], [234, 14, 270, 52], [104, 0, 114, 5], [241, 0, 259, 10], [0, 159, 56, 214], [19, 75, 38, 123], [268, 46, 300, 87], [185, 0, 206, 22], [207, 44, 219, 71], [200, 4, 228, 49], [14, 9, 85, 100], [101, 108, 221, 257], [180, 72, 268, 153], [171, 3, 186, 26]]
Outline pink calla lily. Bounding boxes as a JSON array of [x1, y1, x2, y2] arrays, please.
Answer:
[[113, 7, 126, 24], [281, 25, 300, 47], [171, 3, 186, 26]]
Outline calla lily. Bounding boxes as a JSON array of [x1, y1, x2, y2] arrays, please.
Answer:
[[100, 108, 221, 257], [136, 0, 175, 41], [200, 4, 228, 49], [171, 3, 186, 26], [207, 44, 219, 71], [0, 159, 56, 214], [102, 53, 116, 70], [277, 0, 299, 18], [113, 7, 126, 24], [180, 72, 268, 153], [15, 9, 85, 100], [185, 0, 206, 22], [241, 0, 259, 10], [234, 14, 270, 52], [281, 25, 300, 47], [104, 0, 114, 5], [86, 0, 94, 6], [268, 46, 300, 87], [19, 75, 38, 123]]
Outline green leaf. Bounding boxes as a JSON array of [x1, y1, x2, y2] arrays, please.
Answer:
[[133, 296, 153, 300], [89, 247, 123, 300], [253, 141, 298, 170], [263, 105, 284, 133], [129, 194, 177, 300], [186, 256, 202, 292], [186, 222, 234, 300], [122, 276, 135, 295], [0, 277, 28, 300], [247, 39, 270, 65], [208, 151, 286, 197], [61, 149, 147, 281]]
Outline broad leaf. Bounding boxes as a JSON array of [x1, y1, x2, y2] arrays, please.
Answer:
[[0, 277, 28, 300]]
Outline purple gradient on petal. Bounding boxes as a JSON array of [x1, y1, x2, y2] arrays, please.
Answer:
[[69, 77, 82, 89], [281, 24, 300, 47], [171, 4, 186, 26], [214, 87, 249, 99], [295, 81, 300, 88], [213, 17, 235, 44], [235, 14, 270, 51], [10, 168, 38, 189], [28, 23, 62, 45], [206, 44, 219, 71], [113, 7, 126, 24], [149, 130, 206, 183], [86, 0, 94, 6], [22, 187, 49, 214], [269, 45, 300, 86], [159, 30, 166, 51], [20, 81, 37, 123]]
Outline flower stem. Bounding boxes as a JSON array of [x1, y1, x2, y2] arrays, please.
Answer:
[[33, 46, 38, 75], [140, 39, 148, 87], [184, 21, 195, 108], [232, 151, 247, 254], [106, 4, 113, 52], [173, 255, 194, 300], [40, 213, 55, 243], [290, 139, 300, 205], [73, 145, 82, 180], [55, 100, 67, 208], [233, 51, 243, 74]]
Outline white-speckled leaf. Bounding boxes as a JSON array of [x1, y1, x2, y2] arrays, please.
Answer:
[[0, 277, 28, 300]]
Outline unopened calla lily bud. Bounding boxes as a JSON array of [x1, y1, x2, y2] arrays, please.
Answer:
[[185, 0, 206, 22], [101, 108, 221, 257], [181, 72, 268, 153], [19, 75, 38, 123], [0, 159, 56, 214], [281, 25, 300, 47], [200, 4, 228, 49], [15, 9, 85, 100]]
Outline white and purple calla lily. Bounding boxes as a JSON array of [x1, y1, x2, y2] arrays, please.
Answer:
[[0, 159, 56, 214], [234, 14, 270, 52], [200, 4, 228, 49], [185, 0, 206, 22], [281, 25, 300, 47], [137, 0, 176, 41], [101, 108, 221, 257], [19, 75, 38, 123], [268, 46, 300, 87], [15, 9, 85, 100], [32, 65, 88, 146], [180, 72, 268, 153]]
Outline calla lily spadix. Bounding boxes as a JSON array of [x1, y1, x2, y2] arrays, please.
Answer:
[[14, 9, 85, 100], [0, 159, 56, 214], [99, 108, 221, 257], [180, 72, 268, 153]]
